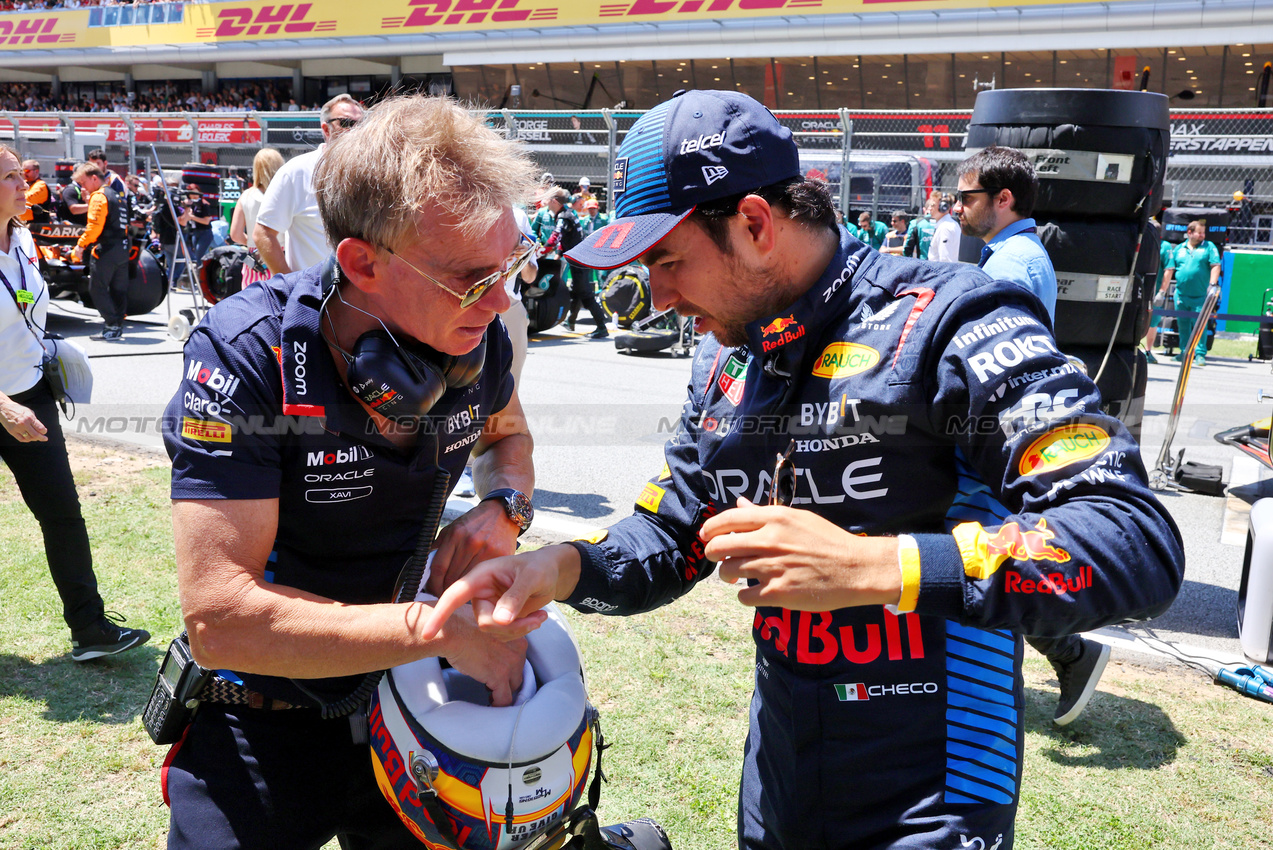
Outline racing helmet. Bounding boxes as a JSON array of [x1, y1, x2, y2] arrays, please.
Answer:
[[370, 604, 594, 850]]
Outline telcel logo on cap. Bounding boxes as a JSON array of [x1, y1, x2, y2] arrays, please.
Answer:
[[679, 132, 725, 155]]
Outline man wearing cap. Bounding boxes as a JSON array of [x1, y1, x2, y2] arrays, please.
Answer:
[[427, 90, 1183, 850]]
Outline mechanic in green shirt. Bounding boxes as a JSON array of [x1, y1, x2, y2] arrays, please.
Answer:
[[1160, 220, 1222, 366], [903, 192, 940, 258], [856, 210, 889, 250]]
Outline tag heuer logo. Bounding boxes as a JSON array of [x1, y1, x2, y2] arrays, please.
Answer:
[[834, 683, 868, 701], [702, 165, 729, 185]]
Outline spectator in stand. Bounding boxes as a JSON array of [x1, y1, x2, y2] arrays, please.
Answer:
[[229, 147, 284, 286], [253, 93, 364, 275]]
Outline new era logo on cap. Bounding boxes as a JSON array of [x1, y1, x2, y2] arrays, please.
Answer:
[[566, 89, 801, 270]]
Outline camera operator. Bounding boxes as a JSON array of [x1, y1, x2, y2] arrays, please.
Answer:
[[184, 184, 216, 266], [154, 179, 190, 282]]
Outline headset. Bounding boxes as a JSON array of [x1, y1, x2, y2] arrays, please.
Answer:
[[320, 256, 487, 421]]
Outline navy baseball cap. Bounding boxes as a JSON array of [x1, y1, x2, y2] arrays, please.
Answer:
[[566, 89, 801, 270]]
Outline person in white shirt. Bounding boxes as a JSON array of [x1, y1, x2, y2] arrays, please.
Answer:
[[253, 94, 364, 275], [230, 148, 285, 286], [927, 192, 961, 262]]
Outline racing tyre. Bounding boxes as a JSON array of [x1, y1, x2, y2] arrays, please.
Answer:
[[1039, 217, 1159, 347], [1162, 207, 1231, 248], [1062, 344, 1147, 442], [600, 265, 651, 328], [967, 88, 1170, 219], [125, 248, 169, 315], [523, 259, 572, 333], [614, 329, 679, 354]]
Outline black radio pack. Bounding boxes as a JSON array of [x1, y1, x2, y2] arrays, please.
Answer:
[[143, 633, 213, 745]]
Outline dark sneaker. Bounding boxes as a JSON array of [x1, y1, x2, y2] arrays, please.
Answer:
[[71, 612, 151, 661], [589, 328, 609, 339], [91, 325, 123, 342], [1144, 350, 1158, 365], [1052, 638, 1110, 726]]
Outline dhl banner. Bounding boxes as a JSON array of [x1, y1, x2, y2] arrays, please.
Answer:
[[0, 0, 1154, 52]]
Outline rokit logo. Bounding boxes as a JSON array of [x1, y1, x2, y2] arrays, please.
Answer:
[[966, 334, 1060, 384], [186, 361, 240, 398], [306, 446, 373, 467]]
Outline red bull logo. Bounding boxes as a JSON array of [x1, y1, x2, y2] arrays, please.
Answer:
[[983, 519, 1071, 565], [1004, 566, 1093, 595], [761, 315, 798, 336]]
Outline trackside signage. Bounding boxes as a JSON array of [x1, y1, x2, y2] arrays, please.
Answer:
[[0, 0, 1164, 50]]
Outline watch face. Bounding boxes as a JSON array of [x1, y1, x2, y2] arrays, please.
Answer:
[[507, 491, 533, 530]]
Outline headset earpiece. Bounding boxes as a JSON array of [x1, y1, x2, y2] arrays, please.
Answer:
[[344, 329, 488, 421]]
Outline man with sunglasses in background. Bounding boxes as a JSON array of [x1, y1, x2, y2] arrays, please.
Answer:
[[253, 93, 364, 277], [956, 146, 1106, 727], [424, 90, 1184, 850], [161, 95, 544, 850]]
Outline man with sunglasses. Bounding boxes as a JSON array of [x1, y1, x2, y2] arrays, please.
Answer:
[[161, 95, 544, 850], [425, 90, 1184, 850], [956, 146, 1057, 319], [253, 93, 364, 277]]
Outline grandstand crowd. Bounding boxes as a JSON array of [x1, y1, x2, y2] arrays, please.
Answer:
[[0, 1, 176, 10], [0, 81, 303, 113]]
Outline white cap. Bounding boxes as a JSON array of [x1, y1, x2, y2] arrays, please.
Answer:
[[578, 177, 591, 187]]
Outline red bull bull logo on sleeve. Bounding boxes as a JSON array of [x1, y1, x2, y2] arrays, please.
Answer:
[[955, 518, 1072, 579]]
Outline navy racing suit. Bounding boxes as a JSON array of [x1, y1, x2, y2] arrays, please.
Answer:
[[562, 227, 1183, 850]]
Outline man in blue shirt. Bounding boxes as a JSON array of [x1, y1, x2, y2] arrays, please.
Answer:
[[956, 145, 1106, 727], [956, 146, 1057, 320]]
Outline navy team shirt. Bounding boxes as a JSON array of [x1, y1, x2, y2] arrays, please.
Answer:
[[163, 261, 513, 704]]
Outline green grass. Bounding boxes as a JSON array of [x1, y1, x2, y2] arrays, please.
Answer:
[[1206, 336, 1258, 360], [1, 440, 1272, 848]]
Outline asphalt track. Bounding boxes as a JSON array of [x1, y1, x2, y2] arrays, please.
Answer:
[[49, 293, 1271, 673]]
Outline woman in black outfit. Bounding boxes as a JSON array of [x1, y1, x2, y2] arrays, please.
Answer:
[[0, 145, 149, 660]]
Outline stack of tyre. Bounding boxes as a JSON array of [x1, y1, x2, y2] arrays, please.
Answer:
[[1156, 206, 1230, 355], [53, 158, 76, 188], [181, 162, 223, 206], [967, 88, 1170, 441]]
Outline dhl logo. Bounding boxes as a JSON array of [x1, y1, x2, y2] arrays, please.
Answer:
[[599, 0, 822, 19], [0, 17, 74, 46], [1019, 424, 1110, 477], [383, 0, 558, 29], [761, 315, 798, 336], [197, 5, 337, 39], [956, 518, 1070, 580]]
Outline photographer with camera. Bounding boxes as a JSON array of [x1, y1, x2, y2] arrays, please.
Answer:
[[0, 146, 150, 661]]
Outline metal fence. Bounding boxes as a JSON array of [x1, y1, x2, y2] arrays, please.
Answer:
[[5, 106, 1273, 246]]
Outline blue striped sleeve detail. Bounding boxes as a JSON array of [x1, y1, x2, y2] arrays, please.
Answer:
[[947, 713, 1018, 755], [945, 769, 1015, 806], [947, 740, 1018, 778], [948, 689, 1018, 723], [946, 657, 1015, 693], [947, 627, 1016, 660]]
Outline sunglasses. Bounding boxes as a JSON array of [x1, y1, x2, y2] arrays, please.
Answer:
[[389, 233, 536, 308], [767, 440, 797, 507], [326, 117, 360, 129], [955, 188, 993, 205]]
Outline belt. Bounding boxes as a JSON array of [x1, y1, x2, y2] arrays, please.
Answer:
[[201, 677, 305, 710]]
